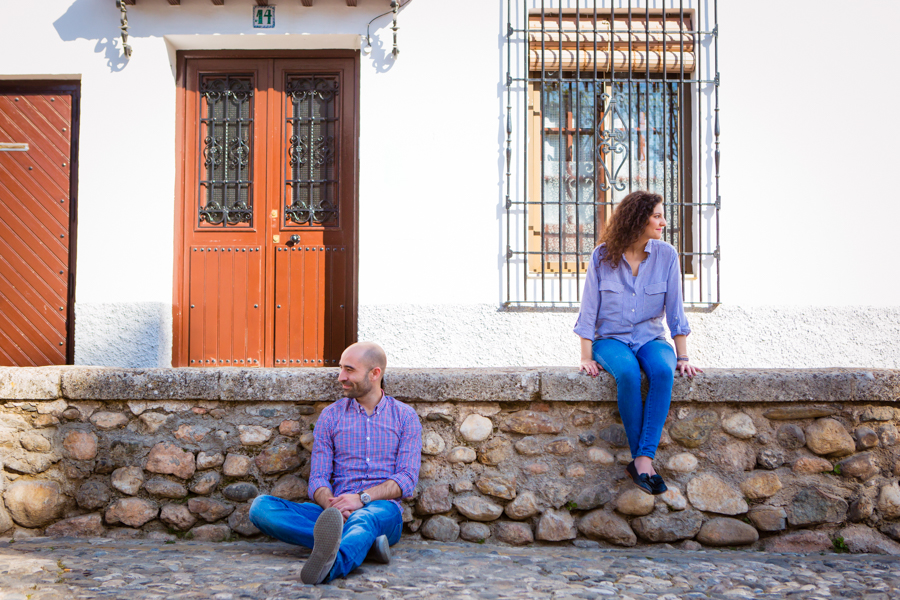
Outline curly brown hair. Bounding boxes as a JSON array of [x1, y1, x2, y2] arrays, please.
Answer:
[[598, 190, 663, 269]]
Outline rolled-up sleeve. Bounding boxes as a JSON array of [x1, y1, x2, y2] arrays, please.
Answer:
[[664, 251, 691, 338], [574, 248, 601, 340], [389, 409, 422, 498], [308, 408, 336, 496]]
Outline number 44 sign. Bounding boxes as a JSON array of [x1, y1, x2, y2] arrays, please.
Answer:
[[253, 6, 275, 29]]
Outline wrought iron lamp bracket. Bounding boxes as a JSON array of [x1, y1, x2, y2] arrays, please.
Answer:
[[115, 0, 132, 59]]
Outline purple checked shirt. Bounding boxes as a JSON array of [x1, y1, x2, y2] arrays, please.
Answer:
[[574, 239, 691, 352], [308, 392, 422, 512]]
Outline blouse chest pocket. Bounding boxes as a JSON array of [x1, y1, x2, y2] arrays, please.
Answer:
[[599, 279, 625, 316], [642, 281, 667, 320]]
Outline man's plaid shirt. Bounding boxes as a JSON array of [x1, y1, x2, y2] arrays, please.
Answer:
[[308, 393, 422, 512]]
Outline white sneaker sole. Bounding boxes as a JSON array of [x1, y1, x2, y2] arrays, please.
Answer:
[[300, 507, 343, 585]]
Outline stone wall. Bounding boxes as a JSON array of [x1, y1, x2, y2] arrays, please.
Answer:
[[2, 367, 900, 553]]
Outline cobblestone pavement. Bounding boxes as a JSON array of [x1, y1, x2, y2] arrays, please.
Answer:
[[1, 537, 899, 600]]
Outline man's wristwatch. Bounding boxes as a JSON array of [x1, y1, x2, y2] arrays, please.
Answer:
[[359, 492, 372, 506]]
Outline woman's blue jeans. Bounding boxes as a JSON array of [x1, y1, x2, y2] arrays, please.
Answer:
[[249, 495, 402, 582], [592, 338, 676, 460]]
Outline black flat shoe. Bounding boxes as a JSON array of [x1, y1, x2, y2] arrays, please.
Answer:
[[648, 474, 668, 496], [625, 461, 654, 494]]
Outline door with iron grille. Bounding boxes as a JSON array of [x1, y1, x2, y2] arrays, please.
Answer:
[[0, 83, 79, 366], [176, 56, 357, 368]]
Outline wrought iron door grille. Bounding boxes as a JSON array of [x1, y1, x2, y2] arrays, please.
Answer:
[[284, 75, 339, 227], [504, 2, 719, 307], [198, 75, 254, 227]]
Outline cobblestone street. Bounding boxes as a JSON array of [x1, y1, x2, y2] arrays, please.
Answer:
[[1, 537, 899, 600]]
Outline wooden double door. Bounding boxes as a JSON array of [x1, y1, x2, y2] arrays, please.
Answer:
[[175, 55, 358, 368]]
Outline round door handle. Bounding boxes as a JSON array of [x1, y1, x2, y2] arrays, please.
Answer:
[[287, 235, 300, 246]]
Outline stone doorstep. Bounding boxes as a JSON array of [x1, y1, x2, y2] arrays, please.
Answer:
[[1, 366, 899, 403]]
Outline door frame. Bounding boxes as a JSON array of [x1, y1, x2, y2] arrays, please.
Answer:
[[172, 50, 360, 368], [0, 80, 80, 365]]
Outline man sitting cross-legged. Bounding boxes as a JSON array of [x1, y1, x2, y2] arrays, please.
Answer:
[[249, 341, 422, 585]]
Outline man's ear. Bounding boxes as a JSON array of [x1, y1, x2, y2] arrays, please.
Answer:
[[370, 366, 382, 383]]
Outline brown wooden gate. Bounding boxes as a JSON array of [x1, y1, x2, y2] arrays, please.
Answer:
[[0, 83, 79, 366], [174, 54, 357, 368]]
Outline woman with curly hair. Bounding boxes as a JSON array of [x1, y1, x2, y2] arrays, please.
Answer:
[[575, 190, 702, 496]]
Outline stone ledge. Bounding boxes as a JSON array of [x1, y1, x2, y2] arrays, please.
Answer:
[[1, 367, 898, 403]]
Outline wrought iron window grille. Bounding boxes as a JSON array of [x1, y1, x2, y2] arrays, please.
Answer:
[[198, 75, 254, 227], [503, 1, 720, 308], [284, 75, 340, 227]]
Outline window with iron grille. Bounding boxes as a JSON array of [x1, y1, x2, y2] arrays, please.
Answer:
[[504, 2, 720, 307]]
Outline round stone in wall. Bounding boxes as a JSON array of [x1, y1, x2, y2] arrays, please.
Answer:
[[111, 466, 144, 496], [686, 474, 748, 515], [578, 510, 636, 546], [535, 508, 576, 541], [421, 515, 459, 542], [105, 498, 158, 528], [666, 453, 698, 473], [587, 448, 615, 465], [62, 430, 98, 460], [495, 521, 534, 545], [189, 471, 221, 496], [223, 482, 259, 502], [228, 505, 260, 537], [615, 488, 655, 516], [4, 480, 64, 528], [453, 496, 503, 521], [776, 424, 806, 449], [222, 454, 252, 478], [697, 517, 759, 546], [271, 475, 308, 501], [805, 418, 855, 457], [447, 446, 476, 464], [76, 480, 110, 510], [144, 477, 188, 499], [659, 487, 687, 511], [740, 472, 783, 500], [631, 509, 703, 543], [422, 431, 446, 455], [459, 521, 491, 543], [417, 483, 451, 515], [513, 436, 543, 456], [459, 415, 493, 442], [505, 491, 540, 520], [878, 482, 900, 519], [748, 505, 787, 531], [722, 413, 757, 439], [160, 503, 196, 531]]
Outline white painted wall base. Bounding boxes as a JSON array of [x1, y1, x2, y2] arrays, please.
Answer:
[[74, 303, 172, 368], [360, 304, 900, 370]]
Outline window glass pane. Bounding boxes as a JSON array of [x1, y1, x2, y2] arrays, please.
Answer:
[[610, 82, 680, 250], [198, 75, 254, 227]]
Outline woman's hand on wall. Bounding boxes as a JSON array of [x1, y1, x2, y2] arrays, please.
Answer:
[[579, 359, 603, 377], [676, 360, 703, 378]]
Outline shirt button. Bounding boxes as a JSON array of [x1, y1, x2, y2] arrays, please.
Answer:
[[632, 309, 635, 312], [632, 293, 635, 296], [366, 437, 370, 441], [366, 458, 370, 462]]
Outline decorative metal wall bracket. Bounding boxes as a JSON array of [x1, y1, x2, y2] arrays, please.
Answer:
[[363, 0, 412, 59], [115, 0, 132, 59]]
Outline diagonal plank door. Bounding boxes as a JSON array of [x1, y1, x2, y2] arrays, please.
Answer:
[[0, 86, 77, 366]]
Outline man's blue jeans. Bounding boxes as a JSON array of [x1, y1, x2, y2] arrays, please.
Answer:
[[248, 495, 402, 582], [592, 338, 676, 460]]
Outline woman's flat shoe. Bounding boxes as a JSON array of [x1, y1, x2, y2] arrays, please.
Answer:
[[625, 461, 654, 494], [649, 474, 668, 495]]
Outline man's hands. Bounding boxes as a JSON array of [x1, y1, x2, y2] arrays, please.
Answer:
[[329, 493, 363, 520]]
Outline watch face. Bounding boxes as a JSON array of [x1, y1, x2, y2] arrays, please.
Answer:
[[361, 493, 371, 505]]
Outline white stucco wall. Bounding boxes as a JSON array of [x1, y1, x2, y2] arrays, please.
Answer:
[[1, 0, 898, 368]]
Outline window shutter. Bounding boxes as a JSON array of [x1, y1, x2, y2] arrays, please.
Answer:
[[528, 16, 695, 74]]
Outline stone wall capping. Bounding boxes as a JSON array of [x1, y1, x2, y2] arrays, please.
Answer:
[[3, 366, 897, 403]]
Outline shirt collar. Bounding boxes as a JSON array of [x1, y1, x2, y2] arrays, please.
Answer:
[[347, 389, 387, 414], [644, 239, 656, 253]]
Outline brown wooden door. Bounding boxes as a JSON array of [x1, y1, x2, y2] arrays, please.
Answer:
[[0, 84, 79, 366], [176, 56, 357, 368]]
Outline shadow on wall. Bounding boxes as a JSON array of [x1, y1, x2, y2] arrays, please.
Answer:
[[74, 302, 172, 368], [51, 0, 402, 75], [52, 0, 129, 72]]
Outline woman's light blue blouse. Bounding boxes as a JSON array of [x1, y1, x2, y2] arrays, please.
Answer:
[[574, 239, 691, 352]]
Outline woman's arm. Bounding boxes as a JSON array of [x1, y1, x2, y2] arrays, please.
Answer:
[[673, 334, 702, 377], [579, 337, 603, 377]]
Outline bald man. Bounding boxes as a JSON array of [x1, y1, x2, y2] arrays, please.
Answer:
[[249, 342, 422, 585]]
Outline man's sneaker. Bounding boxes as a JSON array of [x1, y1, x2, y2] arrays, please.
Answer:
[[367, 534, 391, 565], [300, 507, 343, 585]]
